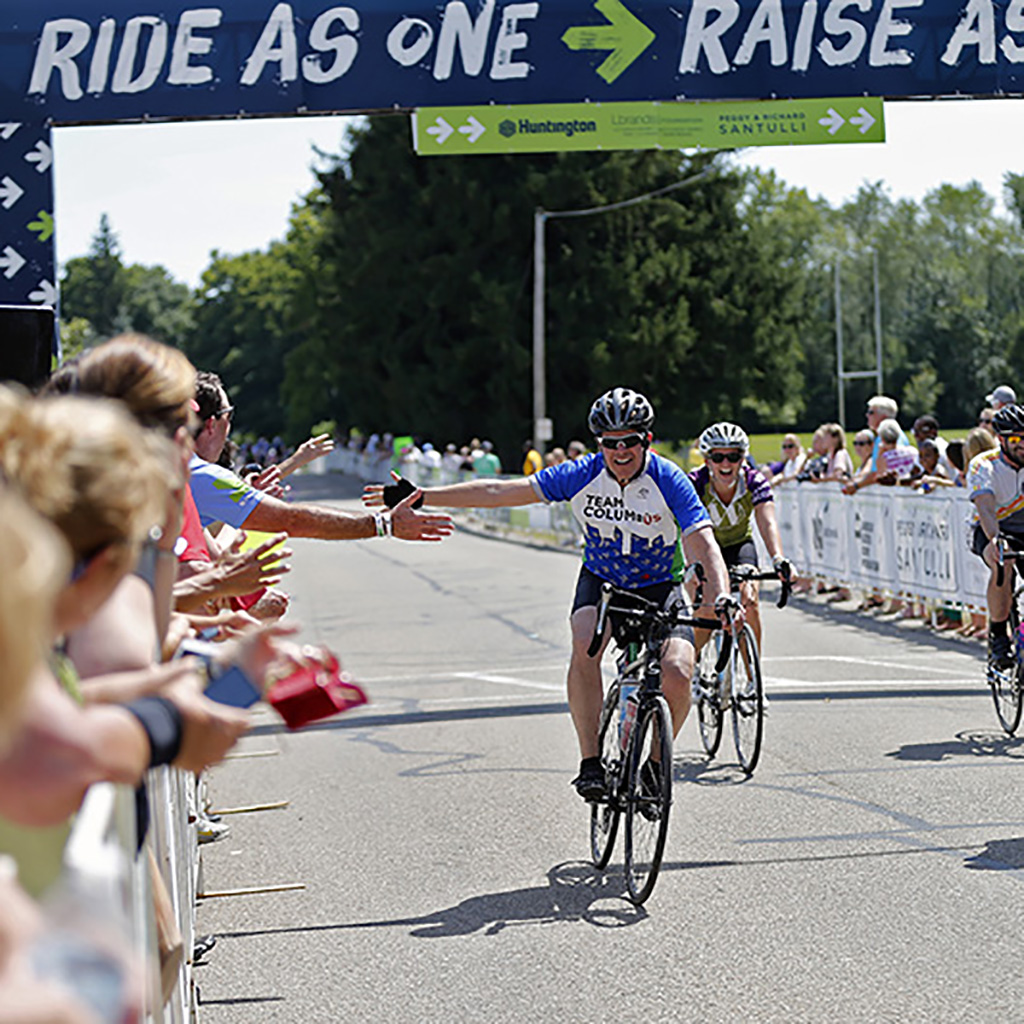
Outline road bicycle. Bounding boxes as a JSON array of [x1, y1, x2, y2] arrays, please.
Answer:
[[989, 537, 1024, 734], [587, 570, 730, 904], [693, 563, 791, 775]]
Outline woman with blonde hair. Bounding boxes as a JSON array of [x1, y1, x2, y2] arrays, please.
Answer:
[[0, 389, 250, 834]]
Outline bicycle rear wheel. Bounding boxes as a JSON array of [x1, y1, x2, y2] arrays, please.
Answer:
[[696, 633, 724, 758], [731, 624, 764, 775], [590, 681, 622, 868], [624, 696, 673, 904]]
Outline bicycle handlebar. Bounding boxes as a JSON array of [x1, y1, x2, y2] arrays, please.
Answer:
[[586, 581, 733, 672], [727, 564, 793, 609]]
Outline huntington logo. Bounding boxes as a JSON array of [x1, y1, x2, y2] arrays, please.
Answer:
[[498, 120, 516, 138]]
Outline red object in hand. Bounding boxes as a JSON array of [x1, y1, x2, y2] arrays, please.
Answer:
[[265, 649, 368, 730]]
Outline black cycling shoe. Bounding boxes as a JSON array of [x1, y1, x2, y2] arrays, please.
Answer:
[[638, 759, 663, 821], [572, 757, 606, 801], [989, 632, 1015, 672]]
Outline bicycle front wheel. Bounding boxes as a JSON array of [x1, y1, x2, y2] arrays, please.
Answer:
[[624, 696, 673, 905], [590, 682, 622, 868], [731, 624, 765, 775], [990, 664, 1023, 735], [696, 633, 724, 758]]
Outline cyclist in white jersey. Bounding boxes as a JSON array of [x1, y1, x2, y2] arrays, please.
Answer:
[[967, 403, 1024, 669], [364, 388, 735, 799]]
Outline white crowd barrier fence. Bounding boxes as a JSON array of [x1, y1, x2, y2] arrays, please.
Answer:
[[773, 482, 987, 609], [59, 769, 201, 1023]]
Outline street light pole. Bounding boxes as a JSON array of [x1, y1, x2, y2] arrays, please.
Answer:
[[531, 168, 714, 454], [533, 208, 548, 453]]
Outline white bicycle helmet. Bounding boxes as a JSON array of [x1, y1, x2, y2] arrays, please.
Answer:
[[698, 421, 750, 455], [587, 387, 655, 436]]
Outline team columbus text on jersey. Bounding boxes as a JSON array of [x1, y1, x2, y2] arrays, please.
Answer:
[[530, 452, 710, 588]]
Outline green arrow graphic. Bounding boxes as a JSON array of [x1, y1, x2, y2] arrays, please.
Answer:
[[27, 209, 53, 242], [562, 0, 655, 84]]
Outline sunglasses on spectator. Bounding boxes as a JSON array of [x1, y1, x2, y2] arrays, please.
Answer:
[[708, 451, 743, 464], [599, 433, 645, 450], [216, 405, 235, 423], [853, 440, 872, 447], [781, 443, 797, 450], [980, 416, 994, 424]]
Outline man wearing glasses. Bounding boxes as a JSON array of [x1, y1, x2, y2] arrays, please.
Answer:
[[968, 404, 1024, 670], [189, 371, 452, 543], [364, 387, 734, 800]]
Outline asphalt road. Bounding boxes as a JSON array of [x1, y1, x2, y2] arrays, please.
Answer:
[[195, 475, 1024, 1023]]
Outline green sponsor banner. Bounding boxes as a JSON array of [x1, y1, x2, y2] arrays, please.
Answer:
[[413, 97, 884, 157]]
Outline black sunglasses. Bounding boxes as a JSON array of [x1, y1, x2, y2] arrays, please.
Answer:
[[853, 440, 872, 446], [600, 433, 645, 450], [708, 451, 743, 464]]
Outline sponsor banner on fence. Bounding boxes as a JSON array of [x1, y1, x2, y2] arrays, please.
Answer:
[[774, 484, 987, 608]]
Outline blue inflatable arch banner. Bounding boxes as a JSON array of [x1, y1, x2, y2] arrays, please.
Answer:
[[2, 0, 1023, 314], [4, 0, 1024, 125]]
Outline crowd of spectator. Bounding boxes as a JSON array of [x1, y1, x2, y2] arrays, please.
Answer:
[[745, 386, 1017, 635], [0, 332, 452, 1021]]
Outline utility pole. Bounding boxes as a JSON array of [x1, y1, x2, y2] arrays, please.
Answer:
[[531, 168, 713, 453]]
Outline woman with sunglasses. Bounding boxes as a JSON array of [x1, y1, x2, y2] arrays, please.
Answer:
[[363, 387, 735, 801], [688, 422, 793, 653]]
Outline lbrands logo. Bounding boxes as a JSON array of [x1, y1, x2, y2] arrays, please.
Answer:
[[498, 120, 516, 138]]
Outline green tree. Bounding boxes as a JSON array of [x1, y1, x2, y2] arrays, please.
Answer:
[[59, 216, 194, 348], [60, 214, 127, 336], [283, 118, 813, 457]]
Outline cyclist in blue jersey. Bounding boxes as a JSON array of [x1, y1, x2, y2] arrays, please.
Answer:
[[364, 388, 735, 800]]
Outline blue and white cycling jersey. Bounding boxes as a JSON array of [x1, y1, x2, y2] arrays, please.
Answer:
[[530, 451, 710, 588]]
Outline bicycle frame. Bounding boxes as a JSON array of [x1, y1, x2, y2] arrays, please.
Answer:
[[587, 574, 729, 903]]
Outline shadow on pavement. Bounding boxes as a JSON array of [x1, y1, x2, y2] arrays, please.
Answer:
[[247, 700, 569, 738], [216, 862, 646, 940], [965, 837, 1024, 871], [885, 729, 1024, 762]]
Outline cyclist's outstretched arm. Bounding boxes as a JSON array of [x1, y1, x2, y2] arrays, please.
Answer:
[[683, 525, 731, 612], [366, 476, 540, 509]]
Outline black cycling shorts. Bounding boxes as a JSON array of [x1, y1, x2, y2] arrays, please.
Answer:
[[972, 525, 1024, 558], [719, 539, 759, 570], [571, 565, 694, 645]]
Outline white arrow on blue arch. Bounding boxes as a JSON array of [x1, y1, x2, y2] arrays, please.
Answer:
[[0, 176, 24, 209], [25, 140, 53, 174], [0, 246, 26, 279], [0, 123, 21, 142], [29, 279, 57, 305]]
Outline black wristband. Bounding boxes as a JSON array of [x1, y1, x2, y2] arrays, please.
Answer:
[[124, 696, 185, 768]]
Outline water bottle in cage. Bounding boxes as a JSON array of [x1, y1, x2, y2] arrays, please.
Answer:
[[619, 684, 639, 750], [1017, 622, 1024, 664]]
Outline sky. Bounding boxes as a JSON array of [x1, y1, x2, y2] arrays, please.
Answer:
[[52, 98, 1024, 289]]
